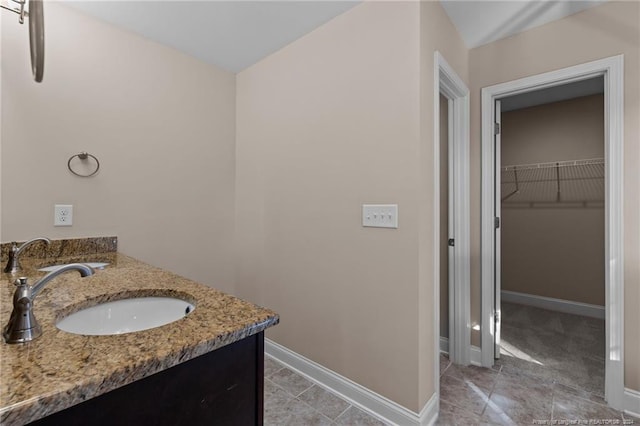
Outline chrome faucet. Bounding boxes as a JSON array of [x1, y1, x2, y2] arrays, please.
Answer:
[[3, 263, 94, 344], [3, 237, 51, 274]]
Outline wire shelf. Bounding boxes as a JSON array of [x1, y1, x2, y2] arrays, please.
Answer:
[[501, 158, 604, 206]]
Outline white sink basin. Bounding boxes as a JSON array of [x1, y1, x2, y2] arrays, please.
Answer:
[[57, 296, 195, 336], [40, 262, 109, 272]]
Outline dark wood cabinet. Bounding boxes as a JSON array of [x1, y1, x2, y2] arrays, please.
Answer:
[[29, 332, 264, 426]]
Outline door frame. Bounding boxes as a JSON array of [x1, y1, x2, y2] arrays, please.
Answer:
[[480, 55, 624, 409], [434, 51, 471, 371], [493, 99, 502, 361]]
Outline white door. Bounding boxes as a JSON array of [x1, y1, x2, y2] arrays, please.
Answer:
[[494, 100, 502, 360], [447, 98, 456, 351]]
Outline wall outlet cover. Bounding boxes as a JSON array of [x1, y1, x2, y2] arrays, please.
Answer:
[[54, 204, 73, 226]]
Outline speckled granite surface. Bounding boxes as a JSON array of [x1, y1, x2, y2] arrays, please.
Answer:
[[0, 249, 279, 426], [0, 237, 118, 261]]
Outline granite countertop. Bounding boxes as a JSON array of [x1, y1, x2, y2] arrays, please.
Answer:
[[0, 250, 279, 425]]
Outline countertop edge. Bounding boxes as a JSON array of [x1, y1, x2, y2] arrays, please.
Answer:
[[0, 253, 280, 425], [0, 316, 279, 424]]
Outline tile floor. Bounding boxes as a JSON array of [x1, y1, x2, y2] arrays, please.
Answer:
[[265, 355, 638, 425], [264, 357, 389, 425], [498, 302, 605, 394], [437, 353, 637, 425], [437, 302, 638, 425], [264, 303, 639, 425]]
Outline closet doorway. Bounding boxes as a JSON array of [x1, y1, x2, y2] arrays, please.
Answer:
[[480, 55, 625, 410], [498, 78, 605, 387]]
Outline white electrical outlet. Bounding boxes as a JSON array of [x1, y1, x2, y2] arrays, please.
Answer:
[[54, 204, 73, 226], [362, 204, 398, 228]]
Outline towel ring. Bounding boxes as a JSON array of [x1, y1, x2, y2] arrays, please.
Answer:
[[67, 152, 100, 177]]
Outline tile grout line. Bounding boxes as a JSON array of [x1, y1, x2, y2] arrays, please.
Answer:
[[439, 374, 488, 420], [265, 361, 284, 379], [439, 355, 452, 377], [293, 396, 335, 424], [333, 403, 353, 422], [267, 359, 376, 424], [266, 376, 305, 399], [479, 364, 501, 418], [294, 382, 315, 398], [266, 375, 339, 426]]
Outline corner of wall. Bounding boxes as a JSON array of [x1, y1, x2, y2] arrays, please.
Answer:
[[0, 13, 3, 244], [417, 0, 470, 409]]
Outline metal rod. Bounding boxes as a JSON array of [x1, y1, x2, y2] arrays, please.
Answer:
[[0, 0, 27, 23], [556, 162, 561, 202], [0, 4, 21, 15], [504, 200, 604, 208], [501, 168, 520, 202], [500, 176, 603, 184], [501, 157, 604, 172]]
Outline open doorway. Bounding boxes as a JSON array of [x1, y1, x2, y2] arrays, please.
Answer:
[[439, 92, 452, 356], [480, 55, 625, 409], [434, 51, 470, 376], [497, 77, 605, 394]]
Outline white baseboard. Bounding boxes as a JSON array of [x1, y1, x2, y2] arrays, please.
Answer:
[[440, 338, 482, 368], [439, 336, 449, 354], [265, 338, 438, 426], [501, 290, 605, 319], [624, 388, 640, 418], [420, 393, 439, 426], [470, 345, 482, 367]]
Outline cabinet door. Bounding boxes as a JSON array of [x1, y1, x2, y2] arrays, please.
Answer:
[[30, 332, 265, 426]]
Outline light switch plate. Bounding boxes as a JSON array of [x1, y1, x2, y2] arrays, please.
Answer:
[[362, 204, 398, 228], [54, 204, 73, 226]]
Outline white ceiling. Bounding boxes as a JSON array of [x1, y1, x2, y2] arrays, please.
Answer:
[[440, 0, 608, 49], [65, 1, 360, 72], [64, 0, 608, 73]]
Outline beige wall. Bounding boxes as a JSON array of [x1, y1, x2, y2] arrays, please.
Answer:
[[236, 1, 468, 411], [501, 95, 604, 165], [469, 1, 640, 390], [236, 2, 423, 411], [501, 95, 604, 306], [502, 208, 605, 304], [440, 94, 449, 338], [1, 3, 237, 294]]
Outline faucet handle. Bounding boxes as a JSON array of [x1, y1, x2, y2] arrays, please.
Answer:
[[4, 276, 40, 344], [7, 241, 19, 260], [14, 277, 28, 287], [4, 237, 50, 274]]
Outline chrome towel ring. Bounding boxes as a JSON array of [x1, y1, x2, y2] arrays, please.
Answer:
[[67, 152, 100, 177]]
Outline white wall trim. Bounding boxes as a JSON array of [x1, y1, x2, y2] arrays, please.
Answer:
[[419, 393, 439, 426], [624, 388, 640, 418], [440, 336, 449, 354], [501, 290, 605, 320], [441, 340, 482, 369], [265, 339, 438, 426], [434, 51, 471, 371], [480, 55, 625, 410], [470, 345, 483, 367]]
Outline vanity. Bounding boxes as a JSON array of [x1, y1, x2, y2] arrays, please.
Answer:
[[0, 238, 279, 426]]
